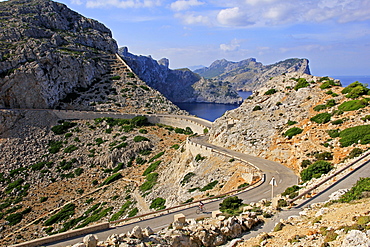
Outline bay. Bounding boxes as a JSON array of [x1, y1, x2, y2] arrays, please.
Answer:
[[175, 91, 252, 122]]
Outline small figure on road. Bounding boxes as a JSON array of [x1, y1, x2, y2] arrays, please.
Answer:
[[199, 201, 204, 211]]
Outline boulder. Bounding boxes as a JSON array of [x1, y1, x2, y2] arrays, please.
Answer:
[[174, 213, 186, 223], [83, 234, 98, 247], [341, 230, 370, 247], [129, 226, 144, 240]]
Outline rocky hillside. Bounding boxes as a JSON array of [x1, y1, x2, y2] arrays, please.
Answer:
[[0, 0, 117, 108], [209, 72, 370, 174], [0, 0, 184, 115], [194, 58, 311, 91], [119, 47, 242, 104]]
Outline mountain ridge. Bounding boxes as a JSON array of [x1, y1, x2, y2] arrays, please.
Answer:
[[194, 57, 311, 91]]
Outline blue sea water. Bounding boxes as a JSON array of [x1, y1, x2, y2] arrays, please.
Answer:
[[330, 75, 370, 87], [175, 75, 370, 121], [175, 91, 252, 122]]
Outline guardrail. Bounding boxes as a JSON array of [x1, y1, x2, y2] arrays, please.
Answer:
[[289, 150, 370, 204]]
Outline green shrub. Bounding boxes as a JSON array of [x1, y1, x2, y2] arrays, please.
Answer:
[[128, 207, 138, 217], [148, 151, 165, 162], [219, 196, 243, 214], [200, 180, 218, 191], [301, 159, 312, 168], [111, 75, 121, 80], [48, 140, 63, 154], [341, 81, 370, 98], [282, 185, 300, 198], [131, 116, 149, 127], [133, 136, 149, 142], [338, 99, 368, 111], [277, 199, 288, 208], [339, 125, 370, 147], [203, 128, 209, 134], [347, 148, 363, 159], [313, 104, 327, 112], [74, 168, 84, 176], [264, 89, 277, 95], [140, 173, 158, 192], [294, 78, 309, 91], [6, 178, 24, 194], [331, 119, 343, 125], [136, 156, 147, 165], [300, 161, 333, 182], [287, 120, 297, 125], [102, 173, 123, 186], [150, 197, 166, 210], [361, 115, 370, 121], [238, 182, 250, 189], [195, 154, 206, 162], [44, 203, 76, 226], [274, 222, 285, 231], [174, 127, 193, 135], [109, 201, 133, 221], [327, 129, 340, 138], [181, 172, 195, 185], [284, 127, 303, 138], [127, 72, 135, 78], [76, 207, 113, 229], [64, 145, 78, 153], [31, 162, 48, 171], [171, 144, 180, 149], [6, 212, 23, 226], [139, 129, 148, 134], [40, 196, 48, 203], [314, 151, 333, 161], [95, 138, 105, 145], [142, 160, 161, 176], [252, 105, 262, 111], [310, 113, 332, 124], [338, 177, 370, 202], [51, 122, 77, 135]]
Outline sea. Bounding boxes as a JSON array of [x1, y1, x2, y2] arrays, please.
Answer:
[[174, 75, 370, 122]]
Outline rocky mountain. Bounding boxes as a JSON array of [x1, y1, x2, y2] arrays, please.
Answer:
[[209, 73, 370, 173], [119, 47, 242, 104], [0, 0, 116, 108], [0, 0, 184, 115], [194, 58, 311, 91]]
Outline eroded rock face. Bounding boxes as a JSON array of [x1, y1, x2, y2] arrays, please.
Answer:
[[0, 0, 118, 109], [194, 58, 311, 91], [119, 47, 242, 104]]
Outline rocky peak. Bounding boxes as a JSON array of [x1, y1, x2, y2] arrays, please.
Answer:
[[0, 0, 117, 108], [119, 47, 241, 104], [195, 57, 310, 91]]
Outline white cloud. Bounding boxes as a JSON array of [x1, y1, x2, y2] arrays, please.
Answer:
[[175, 12, 210, 25], [214, 0, 370, 27], [170, 0, 204, 11], [84, 0, 162, 8], [217, 7, 254, 26], [220, 38, 241, 52]]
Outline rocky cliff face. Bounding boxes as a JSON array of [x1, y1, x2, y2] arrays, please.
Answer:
[[194, 58, 311, 91], [0, 0, 117, 108], [119, 47, 242, 104], [209, 72, 370, 172]]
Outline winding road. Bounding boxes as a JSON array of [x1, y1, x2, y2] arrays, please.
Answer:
[[29, 110, 298, 247], [5, 109, 368, 247]]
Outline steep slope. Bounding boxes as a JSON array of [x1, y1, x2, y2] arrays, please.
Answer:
[[194, 58, 310, 91], [0, 0, 184, 115], [119, 47, 242, 104], [0, 0, 117, 108], [209, 73, 370, 174]]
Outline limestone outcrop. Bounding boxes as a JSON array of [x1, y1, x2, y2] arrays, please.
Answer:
[[0, 0, 118, 109], [194, 58, 311, 91], [119, 47, 242, 104], [209, 72, 370, 172], [73, 214, 262, 247]]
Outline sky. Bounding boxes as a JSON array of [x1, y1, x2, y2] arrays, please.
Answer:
[[3, 0, 370, 76]]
